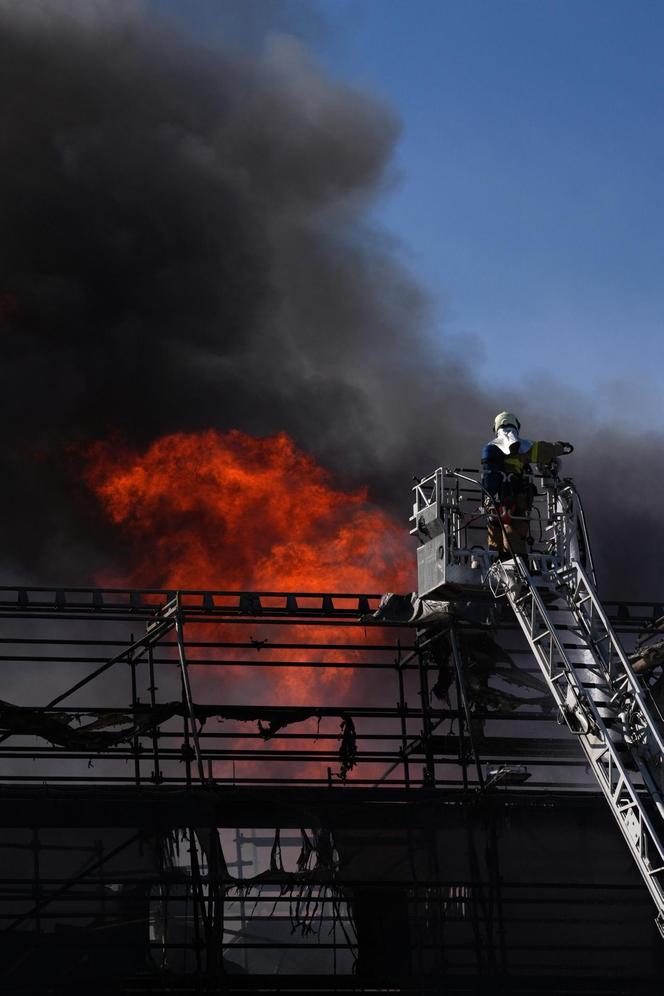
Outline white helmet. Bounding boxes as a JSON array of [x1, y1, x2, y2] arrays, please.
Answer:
[[493, 411, 520, 434]]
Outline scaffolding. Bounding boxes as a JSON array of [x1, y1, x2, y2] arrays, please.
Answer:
[[0, 576, 663, 991]]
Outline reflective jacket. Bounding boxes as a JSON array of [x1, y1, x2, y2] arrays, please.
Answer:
[[481, 437, 566, 504]]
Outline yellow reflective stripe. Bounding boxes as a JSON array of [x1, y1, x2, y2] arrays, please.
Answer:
[[504, 452, 530, 472]]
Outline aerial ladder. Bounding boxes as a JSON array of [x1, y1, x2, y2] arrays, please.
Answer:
[[411, 463, 664, 936]]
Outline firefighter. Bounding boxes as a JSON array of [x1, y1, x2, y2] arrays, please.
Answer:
[[482, 412, 573, 558]]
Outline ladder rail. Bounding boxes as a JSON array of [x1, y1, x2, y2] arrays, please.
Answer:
[[565, 559, 664, 758], [572, 489, 597, 586]]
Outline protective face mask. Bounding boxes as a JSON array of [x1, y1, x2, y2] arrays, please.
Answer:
[[496, 428, 520, 453]]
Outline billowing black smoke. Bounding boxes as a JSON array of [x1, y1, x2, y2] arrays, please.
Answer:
[[0, 0, 660, 601]]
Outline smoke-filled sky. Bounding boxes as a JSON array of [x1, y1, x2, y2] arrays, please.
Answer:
[[315, 0, 664, 427], [0, 0, 662, 601], [154, 0, 664, 430]]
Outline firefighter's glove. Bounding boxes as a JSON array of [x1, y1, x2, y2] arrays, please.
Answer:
[[556, 441, 574, 455], [498, 504, 512, 524]]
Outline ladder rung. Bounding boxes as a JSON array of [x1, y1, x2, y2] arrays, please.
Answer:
[[617, 801, 638, 814]]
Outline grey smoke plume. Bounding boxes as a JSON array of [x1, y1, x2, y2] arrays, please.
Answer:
[[0, 0, 660, 602]]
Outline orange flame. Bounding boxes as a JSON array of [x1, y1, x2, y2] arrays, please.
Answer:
[[85, 429, 414, 594], [85, 430, 415, 782]]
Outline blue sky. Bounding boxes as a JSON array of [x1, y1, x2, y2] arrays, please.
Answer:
[[153, 0, 664, 426]]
